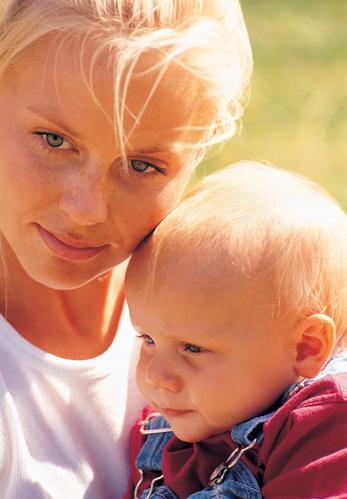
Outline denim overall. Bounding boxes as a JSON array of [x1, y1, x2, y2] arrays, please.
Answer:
[[133, 353, 347, 499]]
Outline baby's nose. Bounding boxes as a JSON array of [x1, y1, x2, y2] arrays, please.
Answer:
[[146, 354, 182, 393]]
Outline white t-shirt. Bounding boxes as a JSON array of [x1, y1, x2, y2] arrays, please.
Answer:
[[0, 304, 145, 498]]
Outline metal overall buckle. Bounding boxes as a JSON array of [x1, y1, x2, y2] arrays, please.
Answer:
[[208, 438, 257, 487], [287, 379, 307, 398], [139, 412, 173, 435]]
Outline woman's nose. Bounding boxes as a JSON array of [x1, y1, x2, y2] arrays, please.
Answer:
[[145, 353, 182, 393], [59, 171, 109, 226]]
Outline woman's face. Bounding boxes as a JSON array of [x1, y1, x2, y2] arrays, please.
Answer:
[[0, 39, 206, 289]]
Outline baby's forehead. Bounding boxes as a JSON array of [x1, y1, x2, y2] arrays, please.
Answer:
[[126, 231, 280, 338], [127, 231, 262, 299]]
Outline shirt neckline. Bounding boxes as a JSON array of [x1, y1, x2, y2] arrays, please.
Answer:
[[0, 303, 134, 377]]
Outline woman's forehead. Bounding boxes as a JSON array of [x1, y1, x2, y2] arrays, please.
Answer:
[[3, 35, 210, 142]]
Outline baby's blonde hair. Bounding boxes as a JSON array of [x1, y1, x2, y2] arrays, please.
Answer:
[[144, 162, 347, 353], [0, 0, 252, 161]]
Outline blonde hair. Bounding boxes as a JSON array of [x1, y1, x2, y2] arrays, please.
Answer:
[[143, 162, 347, 353], [0, 0, 252, 161]]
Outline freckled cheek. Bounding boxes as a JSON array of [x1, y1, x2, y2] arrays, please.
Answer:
[[140, 180, 188, 225], [0, 144, 61, 208], [110, 185, 181, 248]]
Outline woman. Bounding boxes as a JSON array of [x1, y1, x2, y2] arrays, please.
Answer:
[[0, 0, 252, 496]]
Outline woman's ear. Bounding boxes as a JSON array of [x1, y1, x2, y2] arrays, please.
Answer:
[[293, 313, 336, 379]]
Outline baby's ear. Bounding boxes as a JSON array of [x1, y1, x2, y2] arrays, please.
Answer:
[[293, 314, 336, 379]]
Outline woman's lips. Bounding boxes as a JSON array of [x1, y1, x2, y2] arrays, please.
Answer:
[[36, 224, 108, 261]]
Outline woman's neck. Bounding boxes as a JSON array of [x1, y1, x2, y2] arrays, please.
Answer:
[[0, 245, 127, 359]]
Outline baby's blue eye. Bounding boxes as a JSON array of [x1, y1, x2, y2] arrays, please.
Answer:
[[184, 343, 203, 354], [139, 334, 155, 345], [128, 159, 157, 174]]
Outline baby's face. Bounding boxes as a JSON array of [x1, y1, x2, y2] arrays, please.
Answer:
[[126, 248, 299, 442]]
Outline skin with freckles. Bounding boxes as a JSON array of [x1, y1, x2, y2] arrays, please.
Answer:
[[0, 38, 209, 357]]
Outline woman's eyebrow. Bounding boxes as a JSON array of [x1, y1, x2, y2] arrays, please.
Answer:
[[26, 105, 83, 139], [132, 147, 166, 154], [27, 106, 183, 157], [130, 142, 184, 156]]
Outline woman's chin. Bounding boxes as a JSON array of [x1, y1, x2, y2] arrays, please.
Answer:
[[19, 258, 120, 291]]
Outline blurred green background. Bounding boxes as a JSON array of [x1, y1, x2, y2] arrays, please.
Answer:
[[195, 0, 347, 209]]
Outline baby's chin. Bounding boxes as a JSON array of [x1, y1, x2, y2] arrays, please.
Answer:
[[169, 421, 230, 443]]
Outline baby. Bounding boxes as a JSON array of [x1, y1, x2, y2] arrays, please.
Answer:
[[124, 162, 347, 498]]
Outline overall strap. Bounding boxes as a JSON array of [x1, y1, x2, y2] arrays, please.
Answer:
[[136, 413, 173, 472]]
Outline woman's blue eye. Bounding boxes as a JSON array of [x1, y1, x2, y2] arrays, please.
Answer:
[[45, 133, 64, 148], [128, 159, 157, 174], [34, 131, 71, 149], [184, 343, 203, 354]]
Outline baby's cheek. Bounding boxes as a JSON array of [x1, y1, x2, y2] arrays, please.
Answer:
[[135, 355, 148, 393]]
